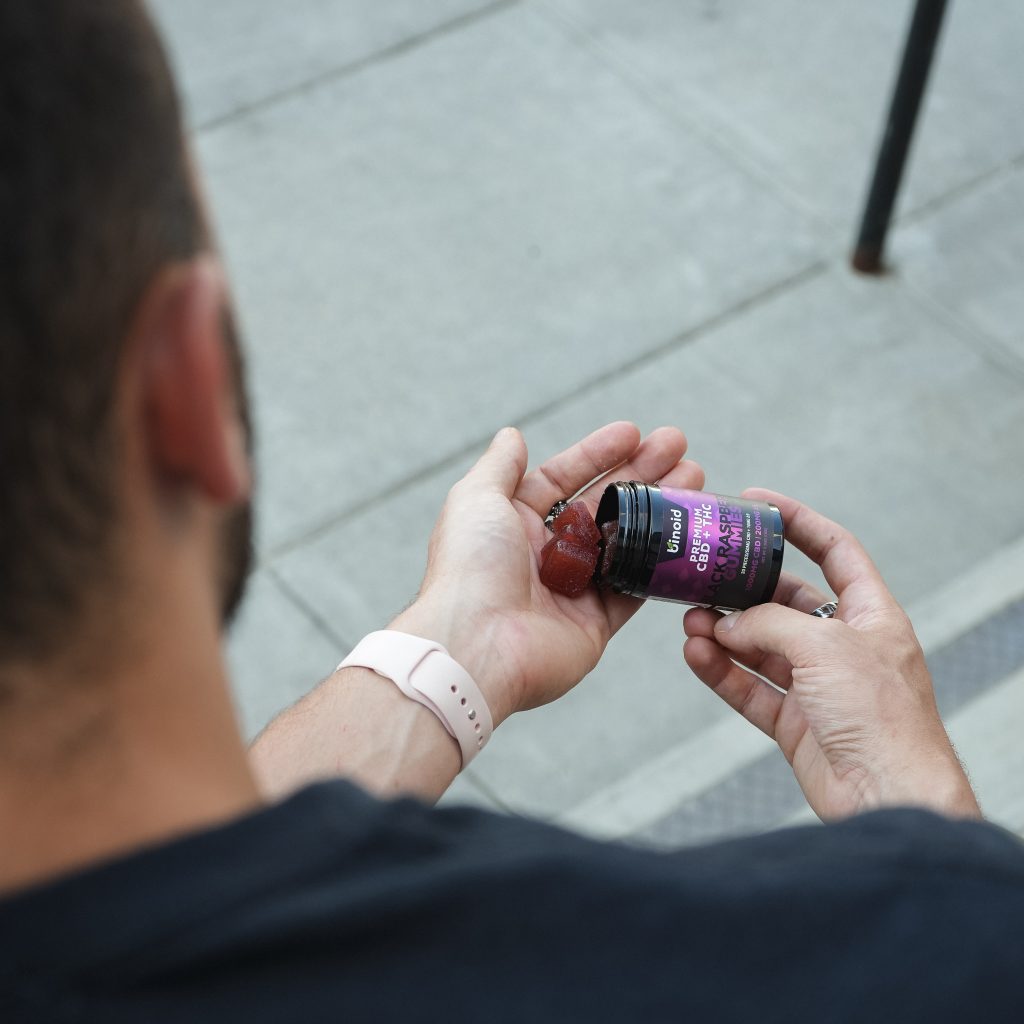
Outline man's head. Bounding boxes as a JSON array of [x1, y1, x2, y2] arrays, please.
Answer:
[[0, 1, 253, 674]]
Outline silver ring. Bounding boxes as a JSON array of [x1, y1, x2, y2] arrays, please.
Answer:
[[810, 601, 838, 619], [545, 499, 569, 530]]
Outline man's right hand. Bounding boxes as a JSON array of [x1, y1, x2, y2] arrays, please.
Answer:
[[683, 490, 981, 822]]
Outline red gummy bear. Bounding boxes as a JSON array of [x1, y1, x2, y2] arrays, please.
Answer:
[[539, 537, 598, 598], [551, 501, 601, 548]]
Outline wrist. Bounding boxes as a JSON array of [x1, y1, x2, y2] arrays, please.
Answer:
[[866, 746, 982, 820], [252, 664, 461, 804], [331, 663, 463, 800], [889, 767, 981, 820], [388, 599, 517, 728]]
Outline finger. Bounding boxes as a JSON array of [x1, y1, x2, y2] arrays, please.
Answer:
[[577, 426, 689, 509], [684, 606, 795, 691], [749, 572, 831, 687], [515, 422, 642, 515], [684, 636, 784, 739], [461, 427, 529, 499], [684, 575, 827, 628], [771, 571, 831, 614], [596, 589, 646, 640], [712, 601, 833, 668], [652, 457, 705, 494], [742, 489, 888, 602], [683, 606, 722, 639]]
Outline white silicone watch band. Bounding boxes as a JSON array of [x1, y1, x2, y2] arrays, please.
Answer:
[[337, 631, 493, 768]]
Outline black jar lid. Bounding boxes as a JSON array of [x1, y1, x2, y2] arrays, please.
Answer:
[[596, 481, 663, 597], [764, 503, 785, 603]]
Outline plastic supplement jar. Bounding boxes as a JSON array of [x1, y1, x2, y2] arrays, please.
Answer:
[[595, 482, 784, 610]]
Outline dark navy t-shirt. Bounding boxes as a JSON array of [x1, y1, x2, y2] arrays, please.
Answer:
[[1, 780, 1022, 1022]]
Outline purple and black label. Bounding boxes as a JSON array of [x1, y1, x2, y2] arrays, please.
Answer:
[[644, 488, 779, 609]]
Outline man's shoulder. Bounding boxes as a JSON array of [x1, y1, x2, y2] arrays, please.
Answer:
[[3, 781, 1024, 1023]]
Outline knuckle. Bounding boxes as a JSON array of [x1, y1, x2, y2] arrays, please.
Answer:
[[881, 608, 924, 659]]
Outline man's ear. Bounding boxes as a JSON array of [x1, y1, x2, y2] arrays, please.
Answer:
[[133, 256, 251, 508]]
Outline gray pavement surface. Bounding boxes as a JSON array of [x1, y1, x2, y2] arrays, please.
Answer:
[[151, 0, 1024, 835]]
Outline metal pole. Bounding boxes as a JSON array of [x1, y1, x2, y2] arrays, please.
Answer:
[[851, 0, 949, 274]]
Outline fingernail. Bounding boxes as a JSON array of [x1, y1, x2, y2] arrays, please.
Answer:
[[715, 611, 741, 633]]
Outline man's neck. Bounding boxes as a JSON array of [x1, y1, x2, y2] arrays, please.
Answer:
[[0, 631, 261, 897]]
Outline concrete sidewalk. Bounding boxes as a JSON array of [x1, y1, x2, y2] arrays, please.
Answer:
[[152, 0, 1024, 837]]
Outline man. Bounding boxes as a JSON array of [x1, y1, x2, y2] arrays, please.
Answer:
[[1, 3, 1019, 1021]]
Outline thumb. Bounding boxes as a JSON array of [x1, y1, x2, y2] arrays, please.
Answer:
[[463, 427, 529, 499], [714, 603, 819, 666]]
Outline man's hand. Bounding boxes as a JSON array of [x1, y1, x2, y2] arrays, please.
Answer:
[[253, 423, 702, 803], [393, 423, 704, 726], [683, 490, 980, 822]]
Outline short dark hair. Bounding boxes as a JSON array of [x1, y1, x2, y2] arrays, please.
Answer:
[[0, 1, 205, 660]]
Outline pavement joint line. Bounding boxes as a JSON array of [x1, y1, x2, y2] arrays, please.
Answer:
[[535, 2, 844, 240], [488, 259, 829, 460], [896, 274, 1024, 385], [895, 148, 1024, 229], [193, 0, 523, 136], [825, 247, 1024, 383], [539, 2, 1024, 250], [263, 433, 490, 564], [261, 257, 829, 564], [458, 771, 517, 815], [908, 533, 1024, 655], [264, 565, 355, 659], [557, 530, 1024, 841]]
